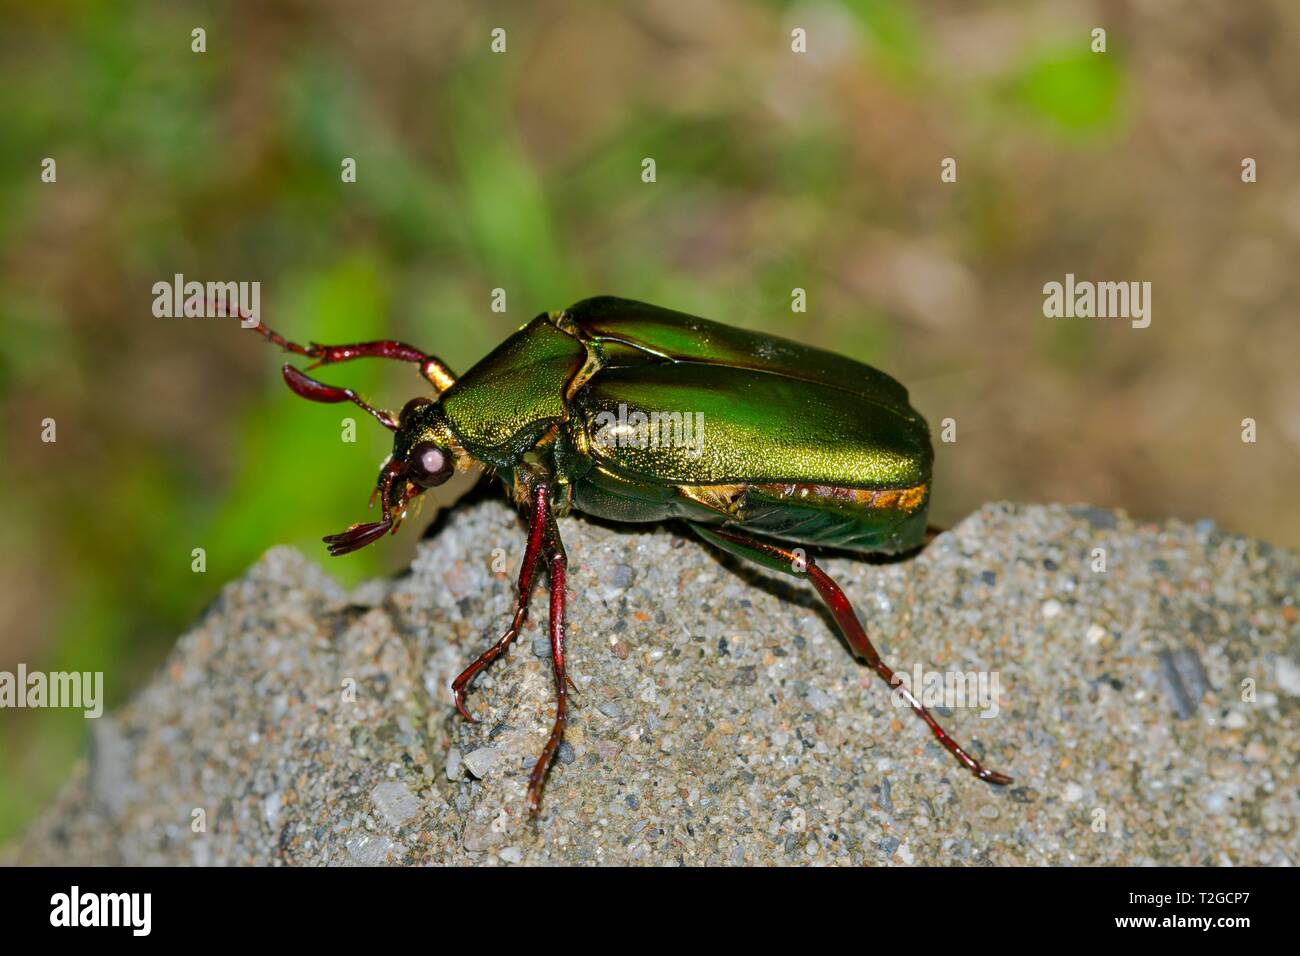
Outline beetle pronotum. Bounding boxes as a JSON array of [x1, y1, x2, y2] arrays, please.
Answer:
[[245, 296, 1011, 813]]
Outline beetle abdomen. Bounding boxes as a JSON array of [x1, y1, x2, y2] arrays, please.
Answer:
[[731, 481, 930, 553], [569, 466, 931, 555]]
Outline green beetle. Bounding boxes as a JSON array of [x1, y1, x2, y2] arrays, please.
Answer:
[[250, 296, 1010, 813]]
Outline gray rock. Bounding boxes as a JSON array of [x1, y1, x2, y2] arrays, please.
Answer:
[[5, 499, 1298, 866]]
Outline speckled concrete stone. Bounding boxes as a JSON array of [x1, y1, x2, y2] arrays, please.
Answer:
[[7, 499, 1298, 865]]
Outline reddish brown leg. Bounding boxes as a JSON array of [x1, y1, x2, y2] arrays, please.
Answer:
[[527, 520, 568, 816], [451, 483, 550, 721], [692, 524, 1011, 786]]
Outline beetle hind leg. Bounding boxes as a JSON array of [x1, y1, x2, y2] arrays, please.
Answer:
[[690, 523, 1012, 786]]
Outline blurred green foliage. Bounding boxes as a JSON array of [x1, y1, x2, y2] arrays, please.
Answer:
[[1007, 46, 1124, 135]]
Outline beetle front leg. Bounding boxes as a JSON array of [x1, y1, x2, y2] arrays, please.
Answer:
[[451, 482, 550, 721], [526, 518, 569, 816], [691, 523, 1012, 786]]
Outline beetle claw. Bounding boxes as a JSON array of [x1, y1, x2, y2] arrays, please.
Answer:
[[453, 694, 478, 724]]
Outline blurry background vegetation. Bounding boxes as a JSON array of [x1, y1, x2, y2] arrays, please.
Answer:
[[1, 0, 1297, 842]]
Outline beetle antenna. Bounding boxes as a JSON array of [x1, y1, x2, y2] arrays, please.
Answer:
[[224, 301, 457, 394]]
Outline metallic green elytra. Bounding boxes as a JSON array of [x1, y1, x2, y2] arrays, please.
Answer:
[[252, 296, 1008, 814]]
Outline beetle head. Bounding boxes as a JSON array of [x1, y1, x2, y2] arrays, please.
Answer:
[[323, 397, 466, 556]]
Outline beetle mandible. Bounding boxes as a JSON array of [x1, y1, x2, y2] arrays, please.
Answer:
[[246, 296, 1011, 813]]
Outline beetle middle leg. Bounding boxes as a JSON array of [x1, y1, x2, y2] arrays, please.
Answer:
[[690, 523, 1012, 786]]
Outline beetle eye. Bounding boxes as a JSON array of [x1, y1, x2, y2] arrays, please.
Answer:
[[408, 441, 452, 487]]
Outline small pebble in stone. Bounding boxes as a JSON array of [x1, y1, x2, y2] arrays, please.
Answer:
[[1276, 657, 1300, 696], [263, 792, 282, 828], [498, 846, 524, 864], [879, 836, 900, 855], [1064, 783, 1084, 803], [556, 741, 575, 765], [1201, 789, 1230, 815], [1085, 624, 1107, 645], [444, 748, 463, 782], [372, 781, 421, 827], [1042, 599, 1063, 619], [597, 700, 622, 718], [1223, 711, 1247, 729], [806, 686, 833, 711], [346, 834, 404, 866], [462, 748, 498, 779], [531, 636, 551, 658]]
